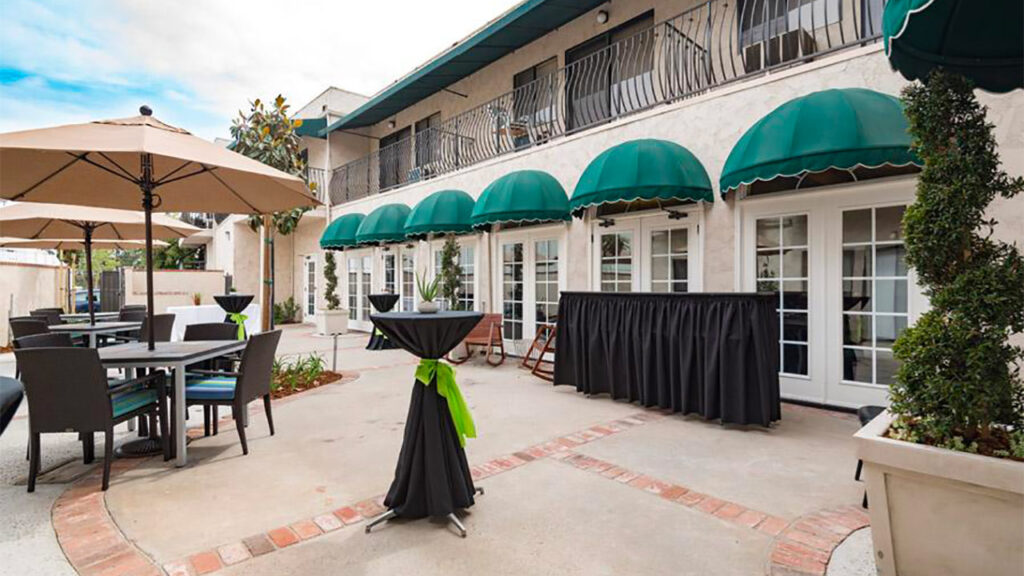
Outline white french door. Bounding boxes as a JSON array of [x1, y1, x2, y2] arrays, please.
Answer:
[[740, 177, 925, 408], [591, 212, 702, 292], [346, 250, 374, 331], [493, 226, 565, 353], [303, 255, 316, 321]]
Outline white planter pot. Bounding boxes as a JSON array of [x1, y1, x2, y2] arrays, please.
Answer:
[[417, 301, 439, 314], [855, 411, 1024, 576], [316, 309, 349, 335]]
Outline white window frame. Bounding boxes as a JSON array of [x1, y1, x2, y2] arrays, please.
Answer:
[[428, 236, 480, 311]]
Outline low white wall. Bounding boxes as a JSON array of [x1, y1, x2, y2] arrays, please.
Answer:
[[1, 262, 67, 344], [124, 268, 228, 313]]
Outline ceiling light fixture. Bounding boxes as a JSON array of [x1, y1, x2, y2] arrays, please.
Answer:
[[596, 10, 609, 24]]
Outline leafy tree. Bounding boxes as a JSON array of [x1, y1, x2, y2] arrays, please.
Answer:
[[889, 71, 1024, 457], [439, 236, 463, 310], [323, 251, 340, 310], [152, 240, 203, 270]]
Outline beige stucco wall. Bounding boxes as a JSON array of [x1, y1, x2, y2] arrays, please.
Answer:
[[1, 262, 66, 344], [123, 268, 227, 313]]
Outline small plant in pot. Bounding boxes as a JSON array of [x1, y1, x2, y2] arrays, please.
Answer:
[[415, 271, 440, 314], [855, 71, 1024, 575], [316, 251, 348, 335]]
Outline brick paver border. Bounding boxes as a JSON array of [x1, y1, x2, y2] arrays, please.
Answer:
[[50, 398, 868, 576]]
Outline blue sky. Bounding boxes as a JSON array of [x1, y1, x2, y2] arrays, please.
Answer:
[[0, 0, 519, 140]]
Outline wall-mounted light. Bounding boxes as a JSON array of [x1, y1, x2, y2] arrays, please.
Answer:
[[596, 10, 609, 24], [387, 119, 396, 129]]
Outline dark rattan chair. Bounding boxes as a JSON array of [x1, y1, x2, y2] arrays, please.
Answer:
[[184, 330, 282, 455], [15, 347, 169, 491], [13, 333, 76, 460], [30, 308, 64, 326], [183, 323, 240, 436], [9, 318, 50, 341], [110, 313, 175, 344]]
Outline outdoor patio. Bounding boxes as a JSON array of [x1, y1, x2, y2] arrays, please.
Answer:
[[0, 325, 874, 576]]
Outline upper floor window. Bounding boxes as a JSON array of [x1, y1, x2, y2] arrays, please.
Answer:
[[738, 0, 842, 47], [414, 113, 441, 170]]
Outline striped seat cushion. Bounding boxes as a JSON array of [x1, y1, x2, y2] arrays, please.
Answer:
[[185, 374, 237, 401], [111, 389, 158, 418]]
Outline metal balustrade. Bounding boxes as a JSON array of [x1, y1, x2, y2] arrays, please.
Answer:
[[329, 0, 884, 205]]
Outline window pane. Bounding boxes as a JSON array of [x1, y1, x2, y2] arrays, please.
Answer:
[[783, 312, 808, 341], [875, 206, 906, 241], [843, 347, 873, 382], [618, 234, 632, 257], [843, 280, 872, 312], [651, 281, 668, 293], [875, 315, 907, 348], [876, 350, 900, 385], [783, 343, 808, 375], [670, 229, 688, 253], [843, 209, 872, 243], [876, 245, 907, 277], [601, 281, 615, 292], [875, 280, 908, 314], [757, 251, 780, 279], [671, 256, 688, 281], [651, 231, 668, 254], [671, 281, 687, 293], [781, 280, 807, 310], [782, 248, 808, 278], [601, 235, 617, 257], [757, 218, 780, 248], [782, 215, 808, 246], [843, 247, 872, 277], [652, 256, 668, 281], [843, 314, 872, 346]]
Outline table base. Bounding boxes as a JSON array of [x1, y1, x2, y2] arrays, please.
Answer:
[[365, 487, 485, 538], [115, 437, 165, 458]]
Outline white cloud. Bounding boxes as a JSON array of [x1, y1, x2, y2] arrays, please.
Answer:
[[0, 0, 521, 139]]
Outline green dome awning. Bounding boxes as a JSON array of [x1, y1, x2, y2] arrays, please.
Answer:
[[320, 213, 365, 250], [354, 203, 412, 245], [570, 139, 713, 216], [720, 88, 921, 194], [471, 170, 570, 229], [404, 189, 476, 238], [884, 0, 1023, 93]]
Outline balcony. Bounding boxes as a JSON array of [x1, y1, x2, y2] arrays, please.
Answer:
[[329, 0, 884, 206]]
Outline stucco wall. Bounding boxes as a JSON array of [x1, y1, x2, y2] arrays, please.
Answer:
[[123, 268, 227, 313], [1, 262, 66, 344]]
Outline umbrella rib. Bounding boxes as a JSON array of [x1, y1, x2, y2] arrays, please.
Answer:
[[204, 167, 260, 213], [97, 152, 140, 182], [156, 165, 213, 187], [10, 154, 86, 201], [76, 154, 141, 185], [154, 160, 196, 185]]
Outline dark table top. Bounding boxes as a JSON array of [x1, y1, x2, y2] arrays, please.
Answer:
[[49, 321, 141, 333], [97, 340, 246, 367], [371, 311, 483, 359]]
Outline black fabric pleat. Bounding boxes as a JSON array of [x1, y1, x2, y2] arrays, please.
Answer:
[[553, 293, 780, 427]]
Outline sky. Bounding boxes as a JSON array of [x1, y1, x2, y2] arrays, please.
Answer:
[[0, 0, 521, 140]]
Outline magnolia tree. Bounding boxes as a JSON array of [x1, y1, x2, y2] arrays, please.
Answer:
[[890, 71, 1024, 458], [230, 96, 312, 326]]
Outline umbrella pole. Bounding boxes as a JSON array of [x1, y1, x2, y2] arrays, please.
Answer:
[[142, 154, 156, 351], [84, 227, 95, 325]]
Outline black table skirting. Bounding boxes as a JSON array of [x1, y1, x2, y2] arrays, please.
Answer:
[[215, 294, 254, 339], [371, 311, 483, 518], [553, 292, 780, 427], [366, 294, 401, 350]]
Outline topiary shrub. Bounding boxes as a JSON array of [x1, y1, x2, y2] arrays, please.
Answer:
[[889, 70, 1024, 459], [323, 251, 340, 311]]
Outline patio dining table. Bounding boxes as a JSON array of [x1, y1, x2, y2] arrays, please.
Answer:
[[60, 311, 120, 323], [49, 321, 142, 348], [98, 340, 246, 466]]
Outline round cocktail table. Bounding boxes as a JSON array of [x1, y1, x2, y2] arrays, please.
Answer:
[[366, 311, 483, 537], [214, 294, 254, 339], [366, 294, 400, 350]]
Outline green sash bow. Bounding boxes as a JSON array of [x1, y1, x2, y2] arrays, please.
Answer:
[[228, 313, 248, 340], [415, 359, 476, 447]]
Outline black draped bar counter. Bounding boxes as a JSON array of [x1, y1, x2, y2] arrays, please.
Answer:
[[553, 292, 781, 427]]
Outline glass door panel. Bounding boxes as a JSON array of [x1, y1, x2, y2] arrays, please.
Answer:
[[535, 239, 559, 327], [502, 242, 524, 340], [360, 255, 372, 322], [347, 257, 360, 321], [650, 228, 688, 293], [756, 215, 809, 376], [400, 252, 415, 312], [599, 232, 633, 292]]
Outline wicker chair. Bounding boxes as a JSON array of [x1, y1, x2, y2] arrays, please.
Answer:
[[183, 323, 240, 436], [9, 318, 50, 341]]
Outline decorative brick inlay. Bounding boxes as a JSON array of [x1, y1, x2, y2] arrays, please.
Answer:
[[332, 506, 362, 525], [242, 534, 275, 557], [266, 527, 299, 548], [767, 506, 870, 576], [313, 513, 343, 533], [216, 542, 251, 566], [189, 550, 223, 575], [290, 519, 323, 540]]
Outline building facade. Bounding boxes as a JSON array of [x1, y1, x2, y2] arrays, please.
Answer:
[[222, 0, 1024, 409]]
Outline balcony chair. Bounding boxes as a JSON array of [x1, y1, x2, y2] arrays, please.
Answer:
[[15, 347, 169, 491], [184, 330, 282, 456], [521, 323, 557, 382], [854, 405, 886, 508], [183, 322, 241, 437], [446, 313, 505, 366]]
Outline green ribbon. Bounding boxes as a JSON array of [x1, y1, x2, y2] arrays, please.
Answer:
[[415, 359, 476, 447], [229, 313, 248, 340]]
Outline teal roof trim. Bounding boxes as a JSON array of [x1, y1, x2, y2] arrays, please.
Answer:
[[321, 0, 607, 134]]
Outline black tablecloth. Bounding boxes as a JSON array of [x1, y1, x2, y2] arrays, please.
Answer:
[[370, 311, 483, 518], [366, 294, 401, 350], [215, 294, 254, 338], [553, 292, 780, 427], [0, 377, 24, 438]]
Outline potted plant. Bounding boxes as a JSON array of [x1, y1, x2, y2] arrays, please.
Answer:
[[191, 292, 202, 306], [316, 251, 348, 335], [416, 270, 440, 314], [855, 71, 1024, 576], [439, 236, 463, 310]]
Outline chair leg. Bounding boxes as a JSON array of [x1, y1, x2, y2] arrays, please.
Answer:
[[213, 406, 219, 435], [28, 432, 40, 493], [82, 432, 95, 464], [138, 415, 149, 437], [855, 459, 863, 481], [862, 491, 868, 509], [263, 395, 275, 436], [158, 400, 170, 462], [203, 406, 211, 437], [233, 405, 248, 455], [101, 429, 113, 491]]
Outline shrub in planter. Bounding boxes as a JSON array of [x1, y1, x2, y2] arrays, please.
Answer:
[[891, 71, 1024, 457]]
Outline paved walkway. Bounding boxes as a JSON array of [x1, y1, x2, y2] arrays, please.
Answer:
[[0, 325, 876, 575]]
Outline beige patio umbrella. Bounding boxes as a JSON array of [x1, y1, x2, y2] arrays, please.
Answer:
[[0, 106, 319, 348], [0, 202, 198, 324], [0, 238, 168, 250]]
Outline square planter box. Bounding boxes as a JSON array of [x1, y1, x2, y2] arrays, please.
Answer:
[[855, 411, 1024, 575], [316, 309, 349, 336]]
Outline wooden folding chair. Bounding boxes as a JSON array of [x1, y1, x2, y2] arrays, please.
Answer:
[[521, 324, 556, 381], [447, 313, 505, 366]]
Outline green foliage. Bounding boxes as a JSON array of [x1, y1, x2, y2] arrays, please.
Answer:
[[153, 240, 203, 270], [323, 252, 340, 310], [273, 296, 300, 325], [439, 237, 463, 310], [271, 354, 326, 393], [890, 71, 1024, 455], [416, 270, 440, 302]]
